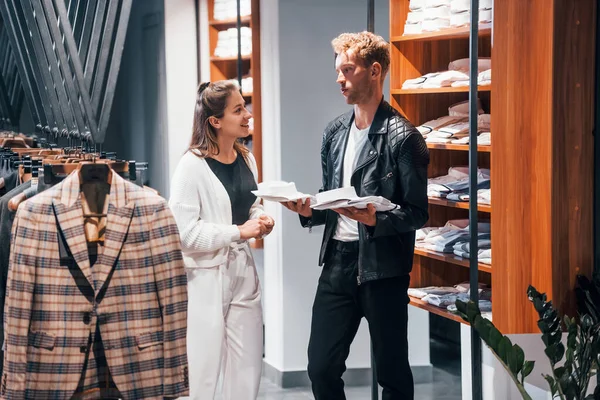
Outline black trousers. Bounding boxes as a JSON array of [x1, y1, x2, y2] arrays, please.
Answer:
[[307, 240, 413, 400]]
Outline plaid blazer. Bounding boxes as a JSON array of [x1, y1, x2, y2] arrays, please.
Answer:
[[2, 171, 189, 399]]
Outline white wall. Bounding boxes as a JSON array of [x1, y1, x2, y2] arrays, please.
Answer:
[[261, 0, 392, 373], [164, 0, 198, 196]]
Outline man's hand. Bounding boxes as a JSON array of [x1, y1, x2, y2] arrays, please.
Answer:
[[281, 198, 313, 218], [259, 214, 275, 236], [333, 204, 377, 226]]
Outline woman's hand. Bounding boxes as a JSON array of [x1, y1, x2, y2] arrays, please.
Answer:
[[259, 214, 275, 237], [238, 219, 267, 240]]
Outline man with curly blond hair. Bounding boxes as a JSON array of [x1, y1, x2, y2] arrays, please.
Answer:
[[282, 31, 429, 400]]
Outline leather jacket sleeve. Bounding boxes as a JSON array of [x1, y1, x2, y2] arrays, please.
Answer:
[[368, 131, 429, 237], [299, 127, 330, 229]]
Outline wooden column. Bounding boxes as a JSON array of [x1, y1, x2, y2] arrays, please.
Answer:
[[491, 0, 596, 333]]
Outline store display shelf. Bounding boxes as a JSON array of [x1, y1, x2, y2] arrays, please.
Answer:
[[409, 296, 467, 324], [428, 197, 492, 213], [210, 55, 252, 62], [391, 23, 492, 43], [426, 143, 491, 152], [392, 85, 491, 95], [414, 248, 493, 274], [209, 15, 252, 27]]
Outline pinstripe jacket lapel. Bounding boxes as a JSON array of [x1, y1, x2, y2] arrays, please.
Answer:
[[52, 173, 93, 289], [92, 173, 135, 295]]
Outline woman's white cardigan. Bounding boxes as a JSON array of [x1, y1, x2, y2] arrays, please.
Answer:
[[168, 150, 266, 268]]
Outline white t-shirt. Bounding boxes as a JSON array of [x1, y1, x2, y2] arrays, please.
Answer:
[[333, 121, 371, 242]]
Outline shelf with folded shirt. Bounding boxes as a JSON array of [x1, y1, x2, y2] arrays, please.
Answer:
[[409, 296, 468, 324], [391, 23, 492, 43], [209, 15, 252, 28], [428, 196, 491, 213], [426, 142, 491, 152], [414, 248, 492, 273], [210, 54, 252, 62], [392, 85, 491, 95]]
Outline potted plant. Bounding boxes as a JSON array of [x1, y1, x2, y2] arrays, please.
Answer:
[[455, 275, 600, 400]]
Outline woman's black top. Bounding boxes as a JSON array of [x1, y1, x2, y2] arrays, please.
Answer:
[[206, 153, 257, 225]]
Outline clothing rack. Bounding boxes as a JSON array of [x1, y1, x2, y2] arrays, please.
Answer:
[[0, 0, 132, 144]]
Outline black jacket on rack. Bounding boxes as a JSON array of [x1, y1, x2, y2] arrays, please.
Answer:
[[300, 99, 429, 284]]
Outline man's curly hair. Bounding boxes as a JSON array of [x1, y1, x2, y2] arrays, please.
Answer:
[[331, 31, 390, 81]]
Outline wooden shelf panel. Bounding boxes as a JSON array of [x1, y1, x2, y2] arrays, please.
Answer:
[[392, 85, 491, 95], [392, 24, 492, 43], [242, 92, 253, 98], [409, 297, 467, 324], [414, 248, 492, 274], [426, 143, 491, 152], [209, 15, 251, 27], [210, 55, 252, 62], [428, 197, 492, 213]]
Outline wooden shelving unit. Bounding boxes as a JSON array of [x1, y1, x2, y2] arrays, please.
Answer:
[[391, 0, 596, 334], [390, 1, 493, 323], [206, 0, 263, 248]]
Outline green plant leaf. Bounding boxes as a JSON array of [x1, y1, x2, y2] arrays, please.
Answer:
[[498, 336, 513, 364], [543, 374, 558, 397], [507, 344, 525, 375], [488, 326, 503, 352], [522, 361, 534, 379], [545, 342, 565, 365]]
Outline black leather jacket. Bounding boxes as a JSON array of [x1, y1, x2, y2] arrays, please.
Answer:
[[300, 100, 429, 284]]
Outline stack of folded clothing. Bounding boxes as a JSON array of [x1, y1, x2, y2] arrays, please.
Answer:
[[427, 167, 490, 198], [417, 99, 483, 137], [402, 58, 491, 89], [445, 188, 491, 206], [452, 239, 492, 264], [449, 0, 493, 27], [214, 27, 252, 58], [415, 219, 491, 254], [213, 0, 251, 20], [445, 114, 491, 144], [404, 0, 425, 35], [408, 281, 492, 312], [422, 0, 451, 32]]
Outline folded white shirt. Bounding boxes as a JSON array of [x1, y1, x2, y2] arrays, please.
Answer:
[[410, 0, 426, 10], [417, 116, 464, 135], [252, 181, 313, 202], [423, 6, 451, 19], [478, 69, 492, 85], [422, 18, 451, 31], [407, 10, 425, 23], [479, 8, 493, 23], [403, 22, 423, 35], [450, 0, 470, 12], [425, 0, 451, 7], [402, 72, 439, 89], [449, 0, 494, 13], [422, 70, 469, 88]]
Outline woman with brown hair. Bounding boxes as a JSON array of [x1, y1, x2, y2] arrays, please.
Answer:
[[169, 80, 274, 400]]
